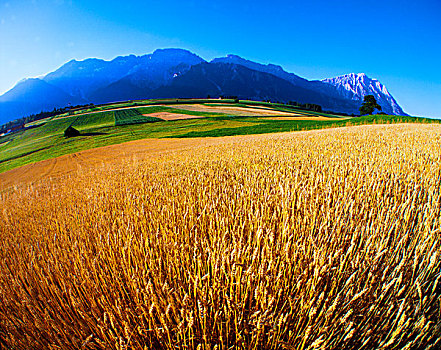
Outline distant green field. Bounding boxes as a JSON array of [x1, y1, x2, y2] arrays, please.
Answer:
[[114, 109, 163, 126], [136, 105, 228, 118], [0, 99, 438, 174], [71, 111, 115, 129], [173, 114, 429, 138]]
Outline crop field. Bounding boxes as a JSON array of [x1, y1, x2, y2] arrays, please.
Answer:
[[0, 116, 258, 174], [259, 116, 339, 121], [0, 136, 245, 190], [114, 109, 163, 126], [168, 104, 301, 116], [142, 112, 207, 121], [136, 105, 228, 118], [0, 99, 438, 174], [71, 111, 115, 130], [0, 124, 440, 349]]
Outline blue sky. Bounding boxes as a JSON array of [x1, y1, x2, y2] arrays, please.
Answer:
[[1, 0, 440, 117]]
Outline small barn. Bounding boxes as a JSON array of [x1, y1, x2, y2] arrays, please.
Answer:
[[64, 126, 80, 138]]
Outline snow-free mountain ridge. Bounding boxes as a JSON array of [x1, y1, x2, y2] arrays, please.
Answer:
[[0, 49, 407, 124]]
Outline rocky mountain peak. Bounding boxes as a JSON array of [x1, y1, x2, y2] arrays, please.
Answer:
[[322, 73, 406, 115]]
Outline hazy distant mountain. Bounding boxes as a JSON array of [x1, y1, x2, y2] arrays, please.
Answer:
[[43, 56, 137, 100], [212, 54, 311, 88], [44, 49, 205, 101], [0, 48, 408, 125], [123, 48, 205, 88], [0, 78, 85, 123], [90, 49, 205, 103], [322, 73, 407, 115], [212, 55, 365, 100], [153, 62, 313, 99], [151, 62, 359, 113]]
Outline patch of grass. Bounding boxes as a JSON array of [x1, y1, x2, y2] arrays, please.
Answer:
[[24, 116, 54, 127], [201, 102, 344, 118], [0, 113, 112, 170], [175, 114, 439, 138], [0, 117, 256, 173], [71, 111, 115, 130], [114, 109, 163, 126], [137, 105, 228, 118], [0, 116, 77, 164]]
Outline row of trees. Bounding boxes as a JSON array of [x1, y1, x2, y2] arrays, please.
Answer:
[[287, 101, 323, 112], [290, 95, 383, 116], [216, 96, 324, 112]]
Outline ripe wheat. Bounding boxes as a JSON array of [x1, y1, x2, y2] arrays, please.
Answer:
[[0, 124, 440, 349]]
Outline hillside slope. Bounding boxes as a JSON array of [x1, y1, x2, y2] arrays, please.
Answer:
[[0, 78, 85, 123]]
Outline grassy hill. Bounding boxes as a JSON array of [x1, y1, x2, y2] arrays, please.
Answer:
[[0, 98, 437, 173]]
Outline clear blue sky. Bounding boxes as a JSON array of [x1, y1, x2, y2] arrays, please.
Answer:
[[1, 0, 440, 117]]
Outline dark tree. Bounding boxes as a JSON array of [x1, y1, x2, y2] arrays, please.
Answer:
[[359, 95, 382, 115]]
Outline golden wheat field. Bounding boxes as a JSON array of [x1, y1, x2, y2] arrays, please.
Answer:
[[1, 124, 441, 349]]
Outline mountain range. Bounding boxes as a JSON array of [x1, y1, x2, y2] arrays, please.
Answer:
[[0, 48, 407, 125]]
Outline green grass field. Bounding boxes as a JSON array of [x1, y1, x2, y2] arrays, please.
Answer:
[[114, 109, 163, 126], [0, 99, 437, 173]]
